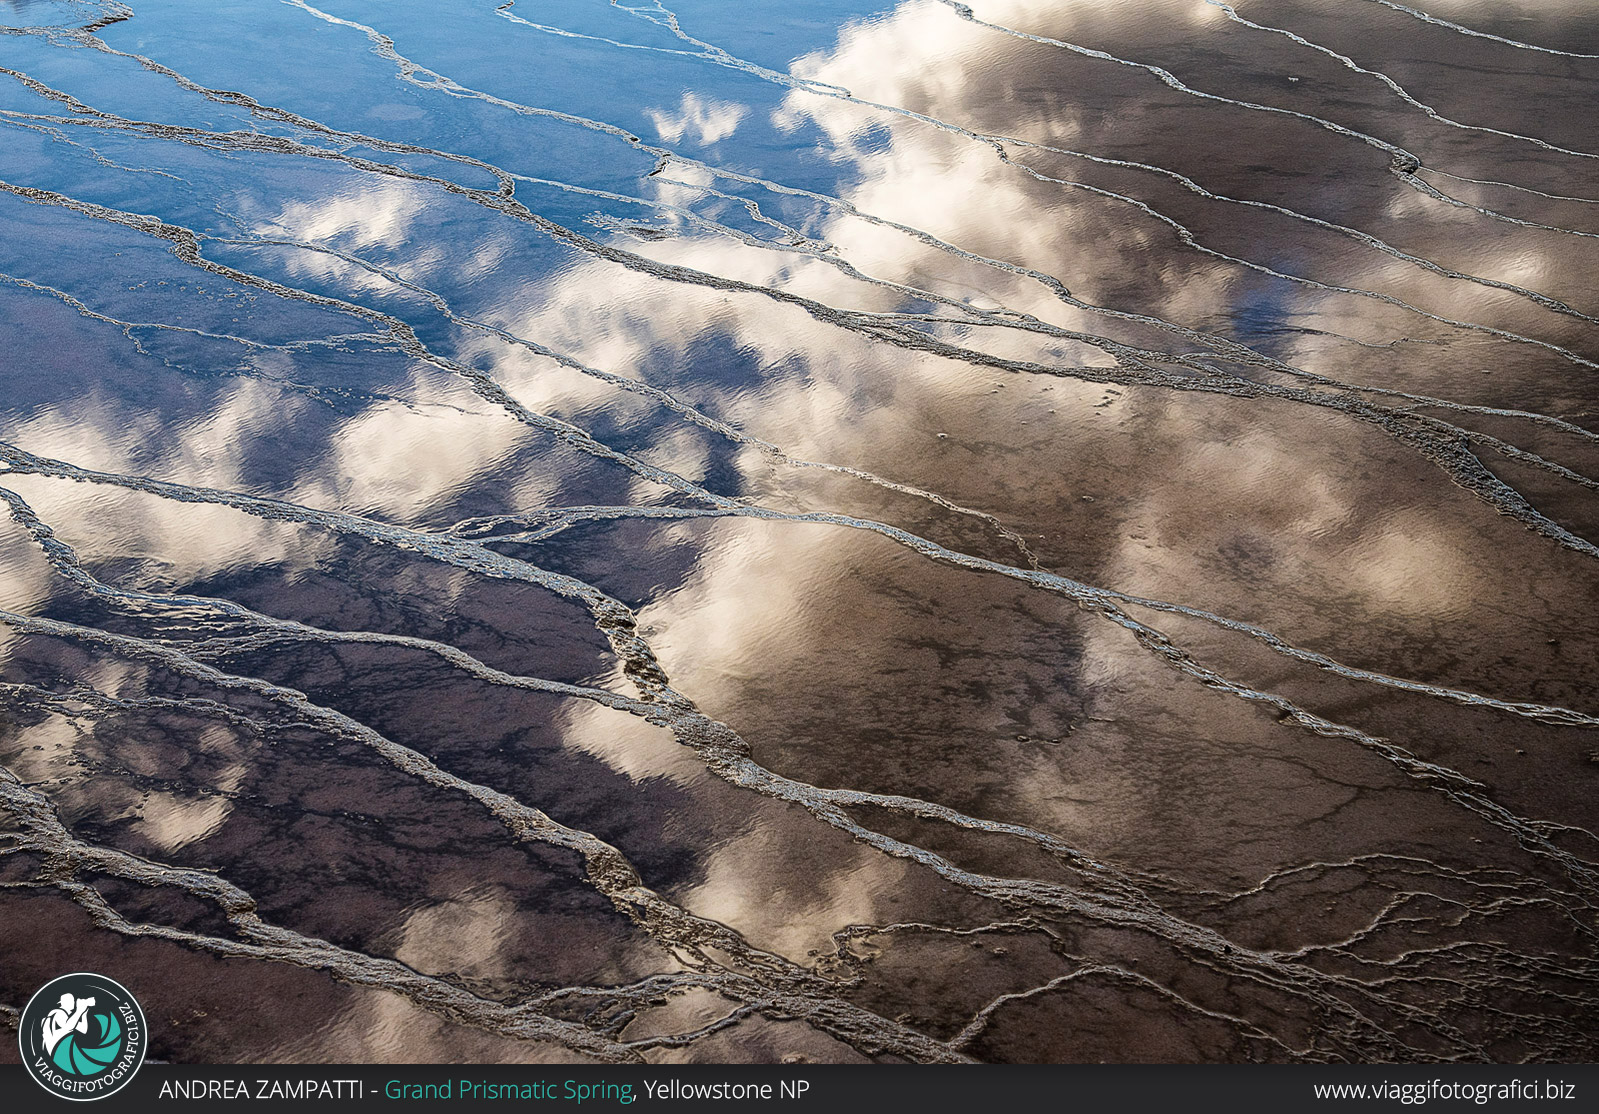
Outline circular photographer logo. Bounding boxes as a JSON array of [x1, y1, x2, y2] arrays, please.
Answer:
[[19, 973, 147, 1101]]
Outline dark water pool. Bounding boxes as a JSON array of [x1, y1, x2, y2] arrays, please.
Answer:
[[1, 0, 1596, 1064]]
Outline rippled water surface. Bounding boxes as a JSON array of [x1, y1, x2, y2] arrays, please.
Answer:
[[1, 0, 1597, 1065]]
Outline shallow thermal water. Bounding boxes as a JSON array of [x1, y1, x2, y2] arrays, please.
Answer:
[[0, 0, 1597, 1065]]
